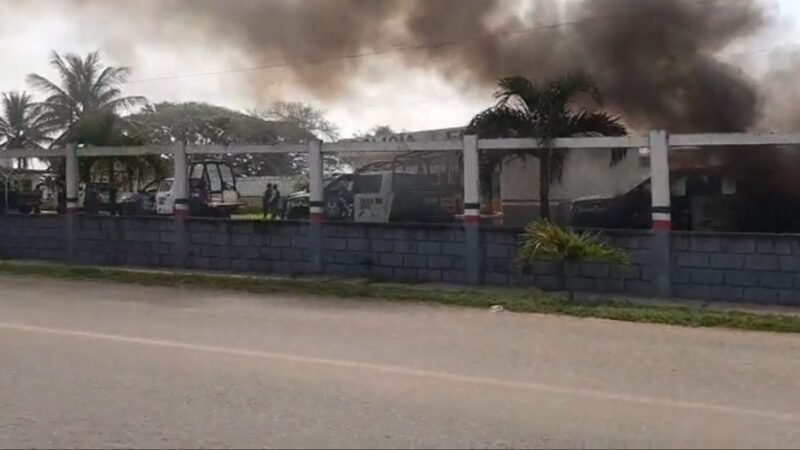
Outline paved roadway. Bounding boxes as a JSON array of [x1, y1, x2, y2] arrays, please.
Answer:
[[0, 276, 799, 449]]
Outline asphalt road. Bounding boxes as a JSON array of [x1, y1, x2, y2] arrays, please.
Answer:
[[0, 276, 799, 449]]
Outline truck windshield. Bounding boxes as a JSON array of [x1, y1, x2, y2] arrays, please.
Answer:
[[219, 164, 235, 190], [353, 175, 382, 194], [158, 179, 173, 193], [207, 165, 223, 193], [394, 173, 436, 192]]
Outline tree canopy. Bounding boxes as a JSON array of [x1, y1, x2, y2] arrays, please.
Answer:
[[129, 102, 315, 176], [253, 101, 340, 142]]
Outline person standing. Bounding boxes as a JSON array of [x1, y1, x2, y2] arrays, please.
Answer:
[[270, 184, 282, 220], [262, 184, 273, 220]]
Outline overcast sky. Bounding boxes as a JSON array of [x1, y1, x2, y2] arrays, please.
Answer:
[[1, 0, 799, 137]]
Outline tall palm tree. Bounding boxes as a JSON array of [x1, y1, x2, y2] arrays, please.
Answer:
[[27, 51, 160, 191], [0, 92, 51, 167], [467, 72, 627, 220], [27, 50, 147, 145]]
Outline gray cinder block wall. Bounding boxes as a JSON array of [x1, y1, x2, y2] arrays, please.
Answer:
[[0, 215, 67, 262], [671, 232, 800, 304], [481, 228, 655, 296], [2, 215, 800, 305], [321, 223, 467, 283]]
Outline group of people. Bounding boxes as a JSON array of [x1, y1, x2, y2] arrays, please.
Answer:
[[262, 184, 283, 220]]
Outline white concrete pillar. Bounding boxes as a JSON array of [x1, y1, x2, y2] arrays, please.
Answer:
[[172, 142, 189, 268], [649, 129, 672, 297], [462, 134, 482, 285], [649, 130, 671, 230], [309, 140, 324, 223], [65, 143, 79, 212], [173, 142, 189, 218], [64, 143, 79, 263], [462, 134, 481, 222], [308, 140, 324, 273]]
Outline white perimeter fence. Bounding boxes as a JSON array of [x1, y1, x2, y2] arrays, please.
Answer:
[[3, 130, 800, 295]]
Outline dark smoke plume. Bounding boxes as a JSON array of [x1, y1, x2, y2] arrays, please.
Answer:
[[572, 0, 764, 132], [9, 0, 773, 131]]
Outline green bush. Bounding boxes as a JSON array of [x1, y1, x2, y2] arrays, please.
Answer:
[[516, 220, 630, 300]]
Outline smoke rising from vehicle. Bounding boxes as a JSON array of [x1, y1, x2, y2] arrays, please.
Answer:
[[7, 0, 780, 131]]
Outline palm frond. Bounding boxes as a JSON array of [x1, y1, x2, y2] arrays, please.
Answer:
[[516, 220, 630, 268], [568, 110, 626, 137], [103, 95, 148, 112], [569, 110, 628, 165], [466, 105, 534, 139], [495, 76, 540, 112], [547, 71, 603, 109], [93, 66, 133, 96], [26, 73, 73, 104]]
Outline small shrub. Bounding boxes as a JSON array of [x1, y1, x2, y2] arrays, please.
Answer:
[[516, 220, 630, 300]]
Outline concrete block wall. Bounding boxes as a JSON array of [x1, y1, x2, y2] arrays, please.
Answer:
[[4, 215, 800, 305], [482, 228, 656, 296], [321, 223, 466, 283], [0, 215, 67, 261], [185, 220, 310, 274], [73, 216, 176, 267], [672, 232, 800, 304]]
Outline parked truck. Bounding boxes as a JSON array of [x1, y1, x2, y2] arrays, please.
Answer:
[[119, 160, 242, 217], [284, 151, 463, 223]]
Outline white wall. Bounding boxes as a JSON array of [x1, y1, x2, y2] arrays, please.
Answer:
[[237, 176, 302, 198], [500, 148, 650, 204]]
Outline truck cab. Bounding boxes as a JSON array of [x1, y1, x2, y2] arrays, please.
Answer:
[[119, 161, 241, 217], [153, 161, 241, 217]]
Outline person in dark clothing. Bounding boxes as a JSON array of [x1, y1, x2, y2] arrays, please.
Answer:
[[270, 184, 282, 220], [262, 184, 273, 220]]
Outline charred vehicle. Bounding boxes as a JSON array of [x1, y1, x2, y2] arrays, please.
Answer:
[[570, 170, 738, 231]]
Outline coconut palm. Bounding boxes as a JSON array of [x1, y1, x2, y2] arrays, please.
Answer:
[[27, 51, 163, 194], [0, 92, 52, 168], [466, 72, 627, 220], [0, 91, 50, 149], [27, 50, 147, 145]]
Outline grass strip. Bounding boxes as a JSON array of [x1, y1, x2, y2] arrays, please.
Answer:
[[1, 261, 799, 333]]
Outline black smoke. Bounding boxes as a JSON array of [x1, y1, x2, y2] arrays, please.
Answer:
[[7, 0, 776, 131]]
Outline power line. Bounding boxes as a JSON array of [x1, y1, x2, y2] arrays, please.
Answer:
[[724, 42, 800, 59], [5, 0, 778, 113], [127, 0, 738, 85], [126, 19, 599, 84]]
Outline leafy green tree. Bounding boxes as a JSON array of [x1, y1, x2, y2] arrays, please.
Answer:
[[254, 101, 340, 142], [467, 72, 627, 220], [352, 125, 395, 141], [130, 101, 313, 176], [517, 220, 630, 301], [251, 101, 346, 174]]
